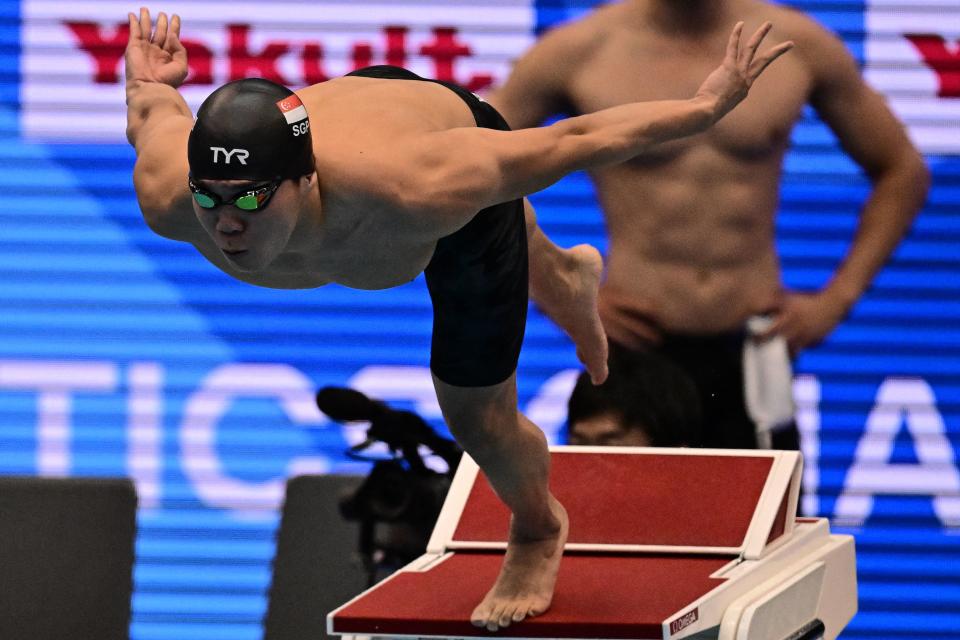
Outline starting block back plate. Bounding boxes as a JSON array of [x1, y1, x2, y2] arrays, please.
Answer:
[[438, 449, 793, 554]]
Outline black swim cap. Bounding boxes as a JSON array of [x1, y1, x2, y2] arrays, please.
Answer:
[[187, 78, 314, 181]]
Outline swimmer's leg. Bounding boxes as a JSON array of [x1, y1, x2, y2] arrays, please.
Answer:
[[433, 374, 568, 632], [424, 196, 570, 630], [524, 199, 608, 384]]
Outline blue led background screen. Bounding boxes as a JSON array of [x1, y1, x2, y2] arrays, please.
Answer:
[[1, 0, 958, 638]]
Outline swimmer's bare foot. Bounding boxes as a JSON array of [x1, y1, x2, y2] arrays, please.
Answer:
[[531, 243, 608, 384], [471, 497, 569, 632]]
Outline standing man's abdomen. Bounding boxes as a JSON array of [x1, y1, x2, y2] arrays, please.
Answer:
[[595, 167, 783, 342]]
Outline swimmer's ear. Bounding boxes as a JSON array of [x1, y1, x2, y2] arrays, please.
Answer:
[[299, 171, 318, 192]]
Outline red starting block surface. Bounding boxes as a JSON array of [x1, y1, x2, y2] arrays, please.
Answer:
[[329, 448, 857, 640], [445, 451, 786, 553]]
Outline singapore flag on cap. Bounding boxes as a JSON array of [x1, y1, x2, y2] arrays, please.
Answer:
[[276, 94, 308, 124]]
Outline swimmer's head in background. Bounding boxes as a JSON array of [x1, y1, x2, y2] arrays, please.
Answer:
[[187, 78, 314, 182]]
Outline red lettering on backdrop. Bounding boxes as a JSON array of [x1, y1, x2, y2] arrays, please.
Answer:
[[385, 26, 408, 68], [352, 42, 373, 70], [463, 72, 494, 94], [905, 34, 960, 98], [69, 21, 213, 86], [419, 27, 493, 92], [227, 24, 291, 84], [71, 21, 496, 91], [182, 40, 214, 85], [420, 27, 468, 81], [66, 21, 129, 84], [302, 43, 329, 84]]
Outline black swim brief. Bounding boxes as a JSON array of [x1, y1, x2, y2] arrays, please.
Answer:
[[608, 336, 801, 451], [346, 66, 528, 387]]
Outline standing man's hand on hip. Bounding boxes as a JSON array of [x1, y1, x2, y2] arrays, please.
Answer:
[[760, 290, 852, 356]]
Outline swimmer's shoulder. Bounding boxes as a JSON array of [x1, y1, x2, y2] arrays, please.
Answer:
[[131, 114, 204, 243]]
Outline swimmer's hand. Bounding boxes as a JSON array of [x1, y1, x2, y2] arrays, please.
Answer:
[[125, 7, 188, 89], [694, 22, 794, 122]]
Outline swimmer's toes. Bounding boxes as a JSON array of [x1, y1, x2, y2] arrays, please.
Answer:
[[497, 606, 516, 629], [471, 603, 492, 628], [529, 599, 548, 618], [487, 603, 508, 632]]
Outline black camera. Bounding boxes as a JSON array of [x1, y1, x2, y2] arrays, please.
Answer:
[[315, 387, 462, 585]]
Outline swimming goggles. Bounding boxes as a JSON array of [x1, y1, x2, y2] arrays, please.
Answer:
[[188, 177, 282, 211]]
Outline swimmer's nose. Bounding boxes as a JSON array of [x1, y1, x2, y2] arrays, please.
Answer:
[[215, 213, 244, 235]]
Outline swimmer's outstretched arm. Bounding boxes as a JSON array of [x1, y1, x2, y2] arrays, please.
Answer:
[[124, 8, 191, 149], [400, 22, 793, 216], [124, 8, 196, 239]]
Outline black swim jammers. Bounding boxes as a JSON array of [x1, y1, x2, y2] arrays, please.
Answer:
[[346, 66, 529, 388]]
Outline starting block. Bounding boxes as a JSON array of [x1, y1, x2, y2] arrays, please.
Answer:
[[328, 447, 857, 639]]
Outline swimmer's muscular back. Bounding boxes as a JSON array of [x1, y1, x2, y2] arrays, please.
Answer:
[[490, 1, 911, 335], [130, 78, 488, 289], [295, 76, 482, 236]]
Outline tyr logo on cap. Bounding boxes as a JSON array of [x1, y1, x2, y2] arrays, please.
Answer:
[[210, 147, 250, 165]]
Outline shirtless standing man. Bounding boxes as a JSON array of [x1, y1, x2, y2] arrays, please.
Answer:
[[490, 0, 929, 450], [124, 7, 792, 630]]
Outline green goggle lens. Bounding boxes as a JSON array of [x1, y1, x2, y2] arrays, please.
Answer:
[[188, 178, 280, 211], [234, 194, 262, 211], [193, 192, 217, 208]]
